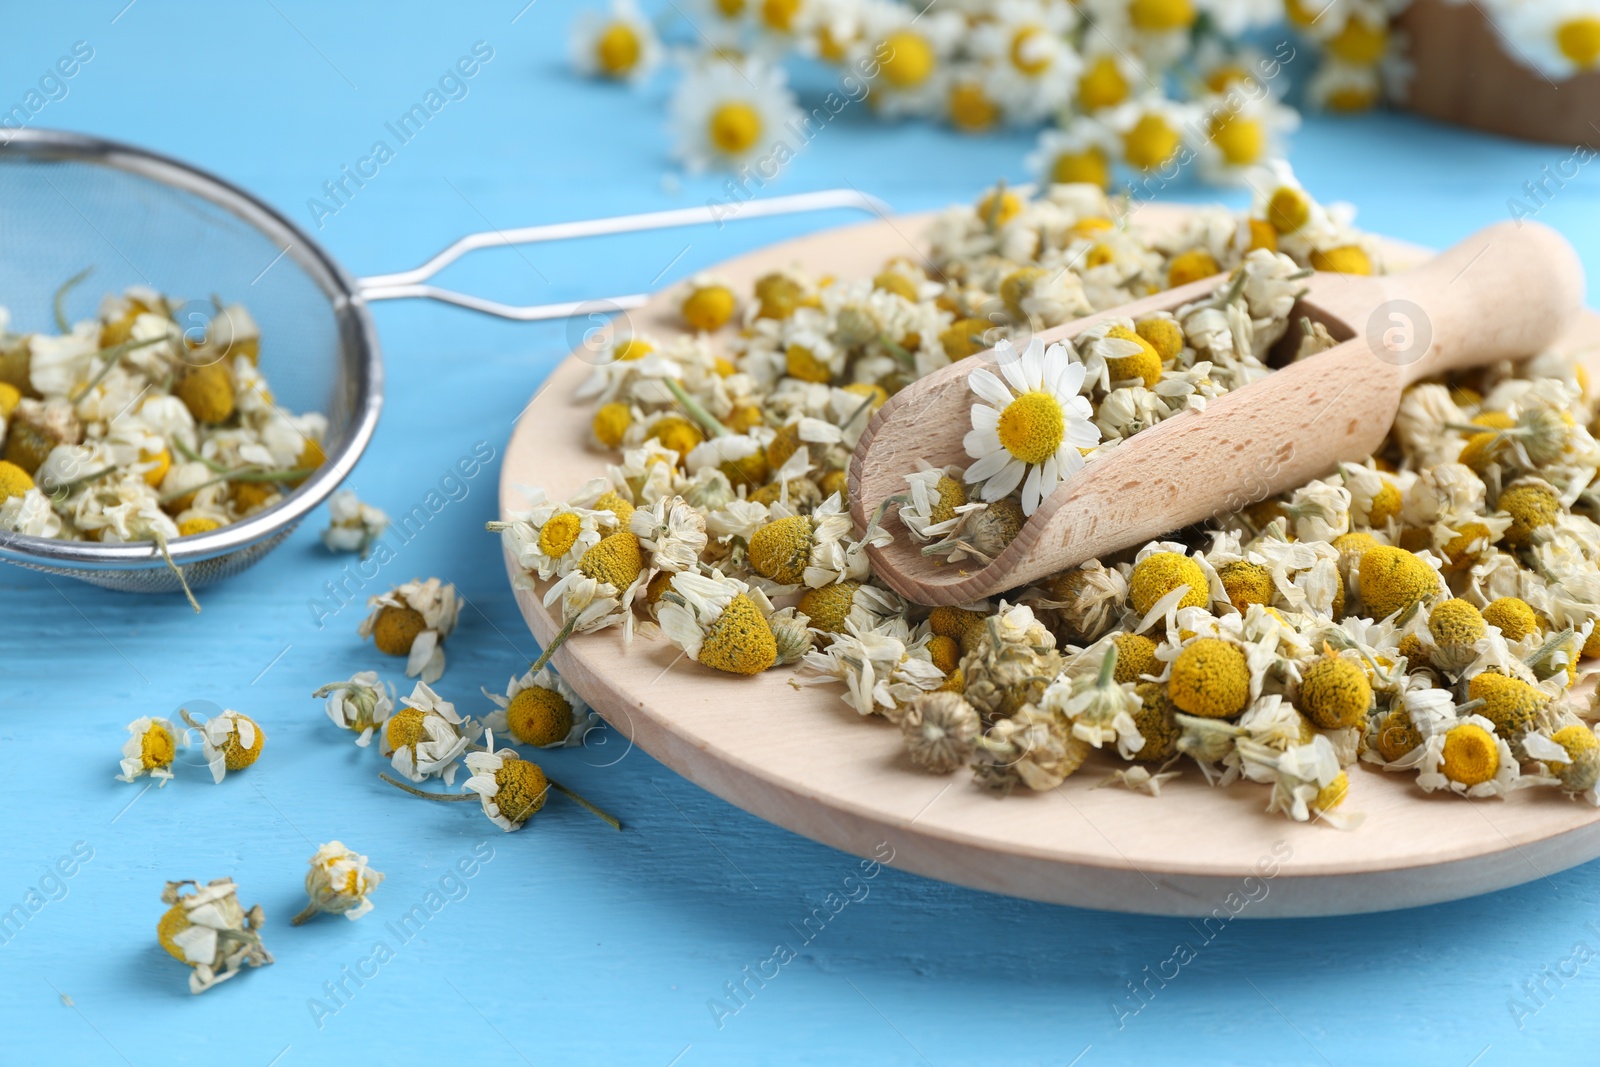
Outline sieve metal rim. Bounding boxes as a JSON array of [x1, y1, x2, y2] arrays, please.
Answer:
[[0, 127, 383, 574]]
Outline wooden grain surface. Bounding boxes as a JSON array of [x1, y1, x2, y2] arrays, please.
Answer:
[[499, 206, 1600, 917]]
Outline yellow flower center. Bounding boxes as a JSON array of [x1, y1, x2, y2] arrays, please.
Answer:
[[592, 402, 633, 449], [157, 905, 194, 964], [715, 0, 745, 16], [649, 415, 706, 458], [493, 758, 550, 823], [1130, 0, 1195, 32], [1122, 113, 1181, 170], [1325, 84, 1378, 113], [1313, 771, 1349, 813], [682, 285, 736, 332], [1310, 246, 1373, 275], [1136, 318, 1184, 361], [506, 686, 575, 747], [595, 23, 641, 75], [385, 708, 428, 751], [1428, 598, 1486, 648], [1327, 18, 1388, 65], [1168, 638, 1251, 719], [1009, 26, 1050, 75], [373, 605, 427, 656], [799, 579, 860, 634], [1558, 17, 1600, 68], [1166, 249, 1221, 289], [594, 491, 635, 526], [1129, 551, 1209, 615], [1468, 671, 1547, 738], [698, 593, 779, 674], [1112, 632, 1158, 684], [708, 102, 764, 155], [141, 722, 176, 769], [1267, 187, 1311, 234], [749, 515, 814, 585], [579, 530, 645, 588], [1084, 243, 1115, 269], [999, 266, 1046, 316], [760, 0, 801, 31], [1209, 112, 1265, 166], [1104, 325, 1164, 386], [1481, 597, 1540, 643], [1078, 55, 1129, 110], [996, 391, 1066, 466], [177, 516, 220, 537], [949, 82, 1000, 131], [221, 714, 265, 770], [614, 337, 654, 362], [1356, 546, 1439, 619], [785, 343, 833, 383], [1218, 560, 1273, 610], [0, 382, 20, 417], [930, 475, 966, 524], [539, 512, 583, 558], [1440, 723, 1498, 786], [1052, 148, 1112, 190], [878, 30, 936, 88], [0, 459, 34, 501], [1205, 64, 1253, 93], [1297, 655, 1371, 729]]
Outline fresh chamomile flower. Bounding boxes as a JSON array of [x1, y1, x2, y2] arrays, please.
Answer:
[[569, 0, 663, 84], [1107, 95, 1197, 173], [321, 488, 389, 558], [669, 56, 802, 173], [483, 667, 598, 749], [117, 716, 180, 786], [1500, 1, 1600, 78], [357, 577, 461, 683], [970, 0, 1081, 123], [859, 5, 965, 118], [963, 335, 1099, 516], [313, 671, 395, 747], [1416, 713, 1524, 798], [381, 681, 480, 786], [292, 842, 384, 925], [1195, 90, 1299, 184], [180, 708, 265, 785], [157, 879, 273, 995], [658, 569, 779, 675]]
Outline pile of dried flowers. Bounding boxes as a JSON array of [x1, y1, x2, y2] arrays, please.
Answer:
[[493, 165, 1600, 829]]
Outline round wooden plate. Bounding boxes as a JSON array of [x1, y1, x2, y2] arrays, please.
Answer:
[[500, 204, 1600, 917]]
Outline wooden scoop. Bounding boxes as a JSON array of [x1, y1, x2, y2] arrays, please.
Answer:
[[849, 221, 1586, 607]]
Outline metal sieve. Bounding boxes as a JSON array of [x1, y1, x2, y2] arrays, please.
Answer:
[[0, 128, 887, 594]]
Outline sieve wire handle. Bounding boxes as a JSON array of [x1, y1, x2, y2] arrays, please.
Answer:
[[354, 188, 892, 322]]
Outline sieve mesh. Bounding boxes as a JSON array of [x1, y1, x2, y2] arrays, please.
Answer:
[[0, 130, 382, 594]]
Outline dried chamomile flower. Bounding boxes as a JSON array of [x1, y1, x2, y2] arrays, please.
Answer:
[[1094, 763, 1183, 797], [659, 570, 778, 675], [1043, 643, 1142, 753], [920, 496, 1027, 564], [766, 606, 814, 665], [960, 603, 1064, 722], [629, 494, 708, 573], [180, 708, 265, 784], [483, 667, 598, 749], [898, 691, 981, 774], [1526, 724, 1600, 803], [314, 671, 395, 747], [116, 716, 180, 786], [381, 731, 620, 832], [963, 336, 1100, 516], [1416, 714, 1525, 799], [1240, 733, 1362, 829], [321, 488, 390, 558], [1357, 546, 1441, 620], [974, 704, 1092, 793], [381, 681, 480, 786], [896, 465, 975, 543], [1295, 649, 1373, 729], [357, 578, 460, 683], [749, 493, 885, 589], [490, 486, 616, 583], [157, 879, 273, 994], [801, 620, 945, 717], [292, 842, 384, 924]]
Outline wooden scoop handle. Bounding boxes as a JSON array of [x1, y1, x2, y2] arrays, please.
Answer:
[[1306, 219, 1585, 384]]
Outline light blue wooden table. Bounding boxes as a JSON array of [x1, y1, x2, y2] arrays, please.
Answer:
[[4, 3, 1600, 1064]]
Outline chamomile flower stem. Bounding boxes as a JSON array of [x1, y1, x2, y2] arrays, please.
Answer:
[[170, 436, 232, 474], [53, 266, 92, 334], [551, 780, 623, 831], [662, 377, 729, 439], [156, 466, 315, 504], [377, 772, 477, 801], [152, 531, 201, 614], [42, 466, 120, 506], [1096, 643, 1119, 687], [843, 393, 877, 431], [68, 335, 171, 404], [530, 614, 581, 675], [290, 903, 320, 926]]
